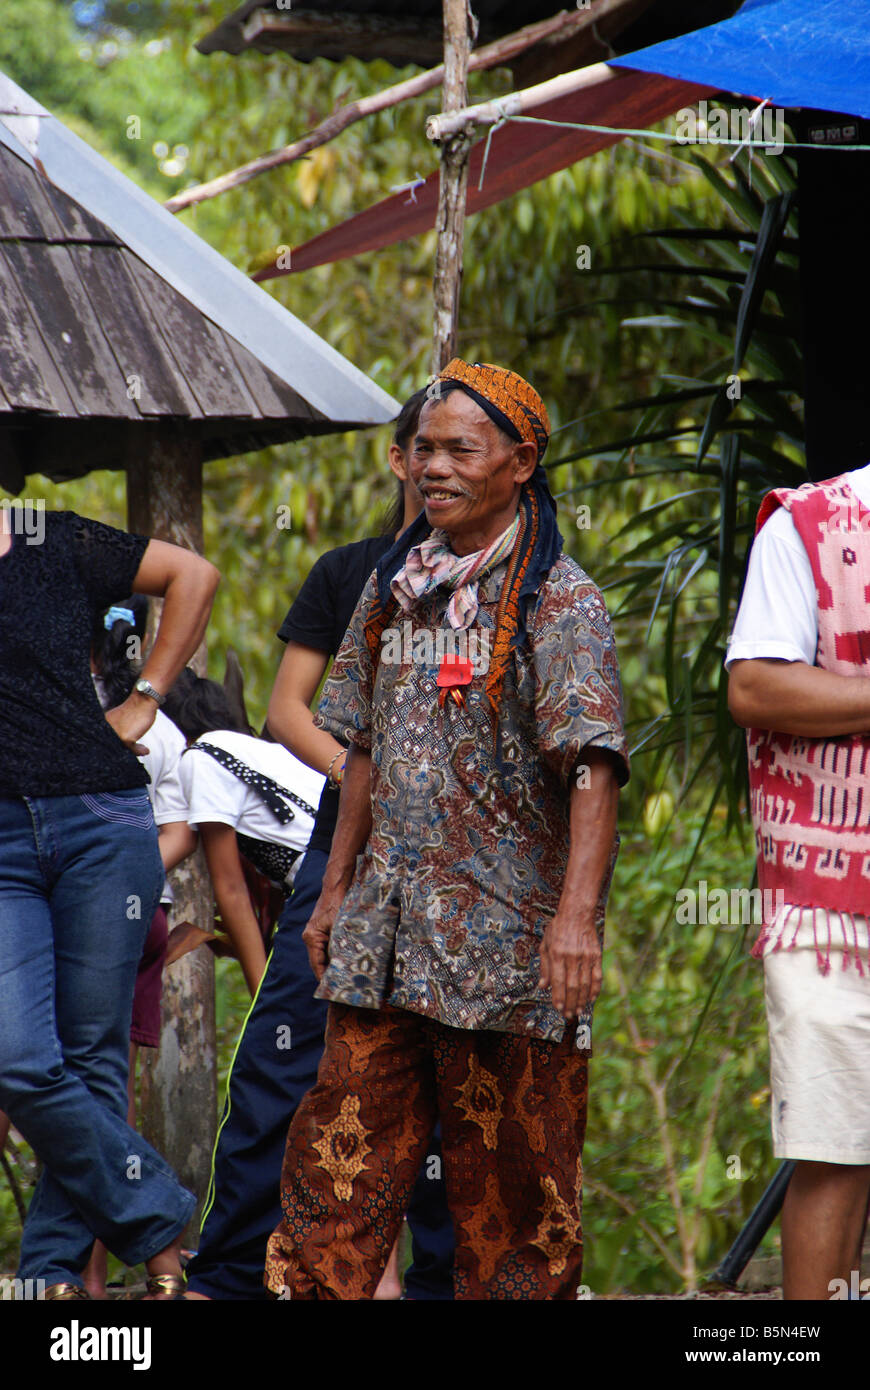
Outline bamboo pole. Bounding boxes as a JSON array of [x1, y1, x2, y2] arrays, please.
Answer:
[[166, 2, 632, 214], [426, 61, 617, 142], [430, 0, 474, 374]]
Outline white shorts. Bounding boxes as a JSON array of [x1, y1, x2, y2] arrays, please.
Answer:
[[764, 924, 870, 1164]]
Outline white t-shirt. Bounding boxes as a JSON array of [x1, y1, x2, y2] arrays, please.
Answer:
[[93, 677, 188, 905], [139, 710, 189, 907], [140, 710, 188, 827], [726, 462, 870, 669], [725, 462, 870, 951], [179, 729, 324, 871]]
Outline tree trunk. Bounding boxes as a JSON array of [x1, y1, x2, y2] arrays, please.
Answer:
[[430, 0, 474, 373], [127, 429, 217, 1242]]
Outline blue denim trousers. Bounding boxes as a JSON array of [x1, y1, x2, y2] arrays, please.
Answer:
[[0, 792, 196, 1286]]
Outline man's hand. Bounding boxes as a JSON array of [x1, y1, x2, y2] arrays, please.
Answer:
[[539, 912, 602, 1021], [541, 748, 621, 1023], [302, 745, 374, 980], [104, 693, 157, 756], [302, 886, 349, 981]]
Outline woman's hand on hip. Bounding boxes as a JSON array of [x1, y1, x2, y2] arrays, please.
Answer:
[[104, 692, 157, 755]]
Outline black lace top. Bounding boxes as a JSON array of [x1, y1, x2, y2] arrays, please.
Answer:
[[0, 511, 150, 796]]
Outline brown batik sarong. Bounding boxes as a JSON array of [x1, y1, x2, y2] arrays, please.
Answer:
[[265, 1002, 588, 1300]]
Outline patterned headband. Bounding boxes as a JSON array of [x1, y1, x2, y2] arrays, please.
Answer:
[[435, 358, 551, 463]]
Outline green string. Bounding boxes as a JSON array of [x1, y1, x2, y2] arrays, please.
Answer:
[[491, 112, 870, 153]]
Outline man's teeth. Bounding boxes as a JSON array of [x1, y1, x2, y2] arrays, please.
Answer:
[[428, 490, 457, 499]]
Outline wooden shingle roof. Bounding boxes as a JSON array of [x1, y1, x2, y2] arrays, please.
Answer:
[[0, 72, 398, 493]]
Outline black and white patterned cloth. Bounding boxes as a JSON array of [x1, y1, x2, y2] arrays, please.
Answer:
[[184, 740, 317, 890], [236, 832, 300, 891], [184, 741, 318, 823]]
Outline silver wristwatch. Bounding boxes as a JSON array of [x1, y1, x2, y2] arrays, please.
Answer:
[[134, 677, 166, 706]]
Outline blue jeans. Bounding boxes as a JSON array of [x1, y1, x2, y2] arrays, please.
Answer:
[[0, 792, 196, 1286]]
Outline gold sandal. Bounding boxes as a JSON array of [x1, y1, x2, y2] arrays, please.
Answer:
[[143, 1273, 186, 1300], [41, 1283, 92, 1301]]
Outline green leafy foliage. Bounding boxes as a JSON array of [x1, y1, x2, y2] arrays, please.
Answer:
[[586, 814, 774, 1293], [558, 145, 803, 845]]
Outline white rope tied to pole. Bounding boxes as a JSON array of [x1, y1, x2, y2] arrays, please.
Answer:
[[477, 100, 512, 190]]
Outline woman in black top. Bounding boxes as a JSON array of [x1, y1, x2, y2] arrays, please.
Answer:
[[0, 506, 218, 1299]]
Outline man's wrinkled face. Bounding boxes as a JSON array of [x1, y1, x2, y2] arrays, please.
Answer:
[[409, 391, 534, 543]]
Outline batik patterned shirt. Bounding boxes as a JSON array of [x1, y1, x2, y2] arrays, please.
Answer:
[[313, 551, 629, 1043]]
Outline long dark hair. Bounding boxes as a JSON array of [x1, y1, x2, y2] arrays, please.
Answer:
[[91, 594, 149, 708], [379, 387, 428, 537], [162, 669, 250, 744]]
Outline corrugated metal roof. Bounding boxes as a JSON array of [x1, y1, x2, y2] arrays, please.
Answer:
[[195, 1, 737, 72], [0, 70, 399, 492], [196, 1, 566, 66]]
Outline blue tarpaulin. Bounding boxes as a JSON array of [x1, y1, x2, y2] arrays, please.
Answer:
[[612, 0, 870, 121]]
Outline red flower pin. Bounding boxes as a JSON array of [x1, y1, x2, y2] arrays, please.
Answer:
[[437, 656, 474, 709]]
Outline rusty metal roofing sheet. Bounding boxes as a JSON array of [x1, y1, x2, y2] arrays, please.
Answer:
[[195, 1, 562, 63]]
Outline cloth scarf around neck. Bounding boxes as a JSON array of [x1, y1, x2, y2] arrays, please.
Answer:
[[370, 465, 563, 663], [390, 513, 520, 631]]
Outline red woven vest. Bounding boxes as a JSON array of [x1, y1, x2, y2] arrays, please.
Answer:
[[746, 474, 870, 957]]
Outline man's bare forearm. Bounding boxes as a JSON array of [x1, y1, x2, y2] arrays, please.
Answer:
[[540, 749, 620, 1018], [321, 744, 373, 894], [558, 749, 620, 921], [728, 659, 870, 737]]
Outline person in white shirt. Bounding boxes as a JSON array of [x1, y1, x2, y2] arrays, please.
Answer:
[[727, 461, 870, 1300], [167, 672, 324, 995]]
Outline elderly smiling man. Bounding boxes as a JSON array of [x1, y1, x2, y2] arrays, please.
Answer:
[[265, 360, 629, 1300]]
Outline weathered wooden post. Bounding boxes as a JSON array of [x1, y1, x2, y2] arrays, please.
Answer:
[[431, 0, 475, 372], [127, 429, 217, 1239]]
